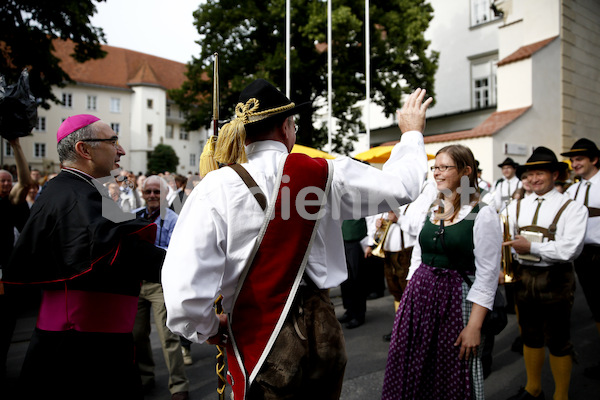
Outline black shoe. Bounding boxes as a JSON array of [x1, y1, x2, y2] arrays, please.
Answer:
[[506, 387, 545, 400], [511, 336, 523, 355], [338, 312, 351, 324], [367, 291, 384, 300], [584, 363, 600, 380], [382, 332, 392, 342], [345, 318, 364, 329]]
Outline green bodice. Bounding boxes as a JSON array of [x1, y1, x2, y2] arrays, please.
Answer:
[[419, 204, 480, 271]]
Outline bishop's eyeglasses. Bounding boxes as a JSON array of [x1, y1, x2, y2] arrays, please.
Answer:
[[80, 136, 120, 147]]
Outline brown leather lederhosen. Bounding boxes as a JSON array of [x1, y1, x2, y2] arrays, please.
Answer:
[[514, 197, 575, 355]]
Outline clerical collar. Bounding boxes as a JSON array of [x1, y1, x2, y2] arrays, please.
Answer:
[[62, 167, 95, 181]]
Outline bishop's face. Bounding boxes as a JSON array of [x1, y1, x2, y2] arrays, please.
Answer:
[[88, 122, 126, 178]]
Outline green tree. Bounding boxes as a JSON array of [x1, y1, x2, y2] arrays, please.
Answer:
[[170, 0, 438, 154], [147, 144, 180, 174], [0, 0, 107, 108]]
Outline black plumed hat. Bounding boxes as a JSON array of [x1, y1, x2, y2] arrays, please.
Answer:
[[236, 79, 311, 129]]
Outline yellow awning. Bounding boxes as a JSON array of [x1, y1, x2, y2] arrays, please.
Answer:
[[291, 144, 336, 159], [354, 145, 435, 163]]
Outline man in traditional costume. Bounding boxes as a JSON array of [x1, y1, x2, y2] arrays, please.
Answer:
[[504, 147, 587, 400], [561, 138, 600, 380], [162, 80, 432, 399], [2, 115, 165, 400], [492, 157, 522, 212]]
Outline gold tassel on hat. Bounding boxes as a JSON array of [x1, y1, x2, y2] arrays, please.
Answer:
[[214, 118, 248, 165], [199, 135, 219, 177]]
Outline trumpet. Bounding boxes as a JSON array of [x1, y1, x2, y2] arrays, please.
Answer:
[[500, 213, 515, 283], [372, 218, 392, 258]]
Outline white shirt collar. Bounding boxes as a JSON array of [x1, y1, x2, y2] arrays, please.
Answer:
[[534, 187, 559, 201], [246, 140, 288, 157]]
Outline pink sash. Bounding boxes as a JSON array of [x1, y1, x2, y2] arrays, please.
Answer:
[[37, 289, 138, 333]]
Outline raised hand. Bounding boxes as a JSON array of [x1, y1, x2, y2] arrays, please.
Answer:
[[397, 88, 433, 134]]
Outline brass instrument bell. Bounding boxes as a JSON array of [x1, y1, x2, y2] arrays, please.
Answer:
[[372, 218, 391, 258], [500, 213, 515, 283]]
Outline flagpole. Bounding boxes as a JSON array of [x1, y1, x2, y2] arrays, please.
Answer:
[[286, 0, 291, 98], [327, 0, 332, 153], [365, 0, 371, 148]]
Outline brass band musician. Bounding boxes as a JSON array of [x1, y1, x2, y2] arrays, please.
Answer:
[[504, 147, 587, 400], [492, 157, 522, 212], [561, 138, 600, 380]]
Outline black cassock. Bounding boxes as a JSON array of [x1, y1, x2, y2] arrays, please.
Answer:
[[3, 168, 165, 399]]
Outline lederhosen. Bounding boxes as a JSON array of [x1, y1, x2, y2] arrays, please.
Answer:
[[224, 155, 346, 400], [514, 198, 576, 356], [384, 205, 412, 301], [571, 181, 600, 322]]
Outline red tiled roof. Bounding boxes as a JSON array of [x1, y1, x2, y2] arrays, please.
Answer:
[[53, 39, 188, 91], [497, 36, 558, 67], [381, 106, 531, 146]]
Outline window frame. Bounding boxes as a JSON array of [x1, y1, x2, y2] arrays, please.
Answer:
[[4, 141, 14, 157], [470, 54, 498, 110], [35, 116, 47, 132], [33, 143, 47, 159], [110, 97, 121, 113], [470, 0, 501, 27], [87, 95, 97, 111], [62, 92, 73, 108]]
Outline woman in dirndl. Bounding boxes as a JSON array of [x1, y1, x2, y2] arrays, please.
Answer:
[[382, 144, 502, 400]]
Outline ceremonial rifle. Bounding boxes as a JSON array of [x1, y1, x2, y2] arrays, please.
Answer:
[[199, 53, 220, 177], [205, 53, 227, 400]]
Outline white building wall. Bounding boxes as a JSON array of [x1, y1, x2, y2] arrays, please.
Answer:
[[5, 84, 134, 174], [496, 60, 533, 111], [1, 81, 207, 177], [129, 85, 167, 174], [424, 136, 495, 183], [493, 39, 561, 180], [498, 0, 560, 59], [425, 0, 502, 117]]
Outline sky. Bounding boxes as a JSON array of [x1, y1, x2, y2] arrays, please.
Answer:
[[90, 0, 202, 64]]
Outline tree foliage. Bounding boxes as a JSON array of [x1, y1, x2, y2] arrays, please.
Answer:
[[171, 0, 438, 154], [147, 144, 180, 174], [0, 0, 107, 108]]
